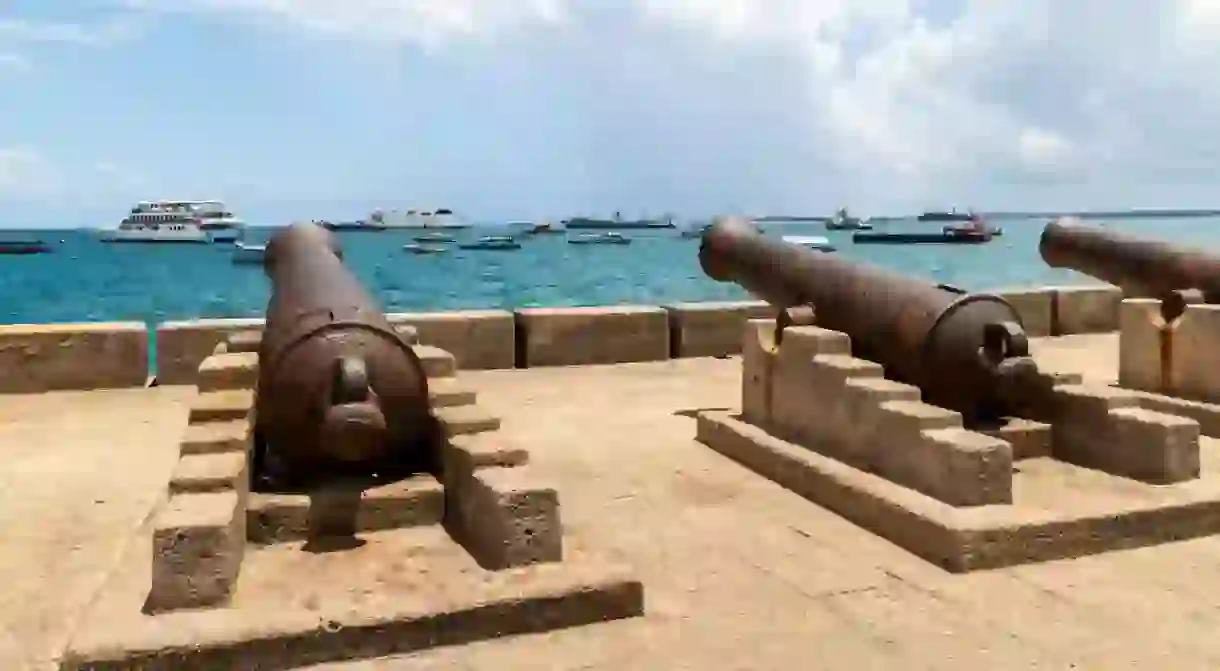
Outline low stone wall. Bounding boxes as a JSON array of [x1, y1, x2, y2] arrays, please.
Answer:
[[0, 285, 1125, 391], [0, 322, 148, 394]]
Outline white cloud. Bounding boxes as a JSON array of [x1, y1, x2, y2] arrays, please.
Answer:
[[13, 1, 1220, 212], [0, 17, 144, 47]]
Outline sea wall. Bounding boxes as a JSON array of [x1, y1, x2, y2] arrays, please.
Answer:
[[0, 285, 1123, 392]]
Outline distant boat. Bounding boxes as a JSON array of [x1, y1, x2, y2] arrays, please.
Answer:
[[568, 232, 632, 245], [371, 208, 469, 229], [918, 208, 975, 223], [403, 243, 448, 255], [563, 212, 675, 230], [458, 235, 521, 251], [825, 207, 873, 231], [320, 219, 385, 232], [412, 233, 456, 243], [853, 225, 993, 245], [0, 239, 52, 255], [231, 241, 265, 264], [781, 235, 836, 252]]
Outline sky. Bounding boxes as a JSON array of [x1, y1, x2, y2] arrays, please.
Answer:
[[2, 1, 1220, 227]]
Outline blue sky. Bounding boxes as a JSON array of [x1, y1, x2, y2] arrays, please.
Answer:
[[2, 1, 1220, 227]]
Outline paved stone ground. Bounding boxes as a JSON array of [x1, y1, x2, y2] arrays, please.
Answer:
[[9, 333, 1220, 670]]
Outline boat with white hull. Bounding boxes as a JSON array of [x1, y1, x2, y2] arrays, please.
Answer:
[[99, 200, 246, 243], [369, 208, 469, 229]]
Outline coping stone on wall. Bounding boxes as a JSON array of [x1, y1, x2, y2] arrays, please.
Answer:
[[386, 310, 515, 370], [515, 305, 670, 367], [156, 318, 265, 386], [0, 322, 148, 393], [663, 301, 773, 358]]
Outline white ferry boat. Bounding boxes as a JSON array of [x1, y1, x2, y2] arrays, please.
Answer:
[[99, 200, 246, 244], [368, 208, 469, 229]]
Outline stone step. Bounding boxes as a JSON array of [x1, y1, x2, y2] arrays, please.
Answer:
[[170, 452, 249, 495], [189, 389, 255, 424], [435, 405, 501, 438], [197, 352, 259, 392], [429, 377, 477, 408], [414, 345, 456, 378], [180, 420, 250, 456]]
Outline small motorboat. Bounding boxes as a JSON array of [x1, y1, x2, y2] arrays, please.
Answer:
[[0, 239, 52, 255], [403, 243, 449, 255], [458, 235, 521, 251], [412, 233, 455, 243], [568, 232, 632, 245], [781, 235, 836, 252], [231, 241, 266, 264], [825, 207, 874, 231]]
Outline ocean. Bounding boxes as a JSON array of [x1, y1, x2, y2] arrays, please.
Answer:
[[3, 216, 1219, 326]]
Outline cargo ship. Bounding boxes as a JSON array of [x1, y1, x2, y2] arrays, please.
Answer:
[[562, 212, 675, 230]]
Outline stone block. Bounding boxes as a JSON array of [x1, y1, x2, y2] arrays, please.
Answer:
[[1053, 285, 1122, 334], [905, 428, 1013, 506], [428, 376, 477, 408], [387, 310, 515, 369], [663, 300, 772, 358], [1106, 407, 1201, 484], [515, 305, 669, 367], [1168, 304, 1220, 404], [979, 418, 1053, 460], [837, 377, 922, 467], [1049, 383, 1200, 481], [741, 319, 777, 427], [414, 344, 457, 378], [219, 329, 263, 354], [180, 420, 251, 456], [247, 475, 445, 543], [435, 405, 502, 438], [443, 433, 530, 479], [447, 465, 563, 570], [156, 318, 265, 385], [189, 389, 255, 424], [994, 287, 1053, 337], [1118, 298, 1168, 393], [146, 491, 245, 613], [196, 352, 259, 392], [169, 452, 249, 495], [0, 322, 148, 393]]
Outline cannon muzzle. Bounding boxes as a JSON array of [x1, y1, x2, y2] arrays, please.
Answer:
[[255, 222, 434, 490], [1039, 216, 1220, 317], [699, 217, 1039, 422]]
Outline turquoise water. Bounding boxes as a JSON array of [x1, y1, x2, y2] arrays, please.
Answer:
[[4, 217, 1220, 326]]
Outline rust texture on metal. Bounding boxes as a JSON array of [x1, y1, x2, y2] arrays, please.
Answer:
[[1040, 216, 1220, 314], [256, 222, 435, 490], [699, 216, 1039, 421]]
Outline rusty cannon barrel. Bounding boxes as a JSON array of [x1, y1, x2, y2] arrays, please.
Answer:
[[1040, 216, 1220, 313], [256, 222, 435, 490], [699, 217, 1040, 422]]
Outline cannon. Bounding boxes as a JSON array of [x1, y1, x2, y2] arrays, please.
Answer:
[[1040, 216, 1220, 316], [255, 222, 436, 490], [699, 217, 1041, 422]]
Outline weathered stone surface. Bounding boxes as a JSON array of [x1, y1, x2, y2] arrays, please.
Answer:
[[146, 492, 245, 613], [994, 287, 1054, 337], [387, 310, 515, 369], [0, 322, 148, 393], [156, 318, 265, 386], [663, 300, 772, 358], [515, 306, 669, 367], [1053, 285, 1122, 334]]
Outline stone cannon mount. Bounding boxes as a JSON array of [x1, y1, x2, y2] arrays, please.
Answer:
[[59, 327, 643, 670]]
